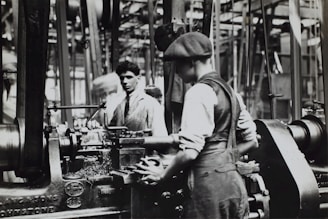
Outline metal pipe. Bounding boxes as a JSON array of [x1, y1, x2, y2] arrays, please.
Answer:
[[16, 0, 26, 119], [110, 0, 120, 71], [145, 47, 151, 86], [202, 0, 213, 36], [289, 0, 302, 120], [56, 0, 73, 127], [215, 0, 221, 76], [148, 0, 156, 84], [143, 135, 180, 146], [6, 207, 128, 219], [118, 135, 180, 150], [47, 104, 106, 111], [260, 0, 274, 119], [86, 0, 102, 78]]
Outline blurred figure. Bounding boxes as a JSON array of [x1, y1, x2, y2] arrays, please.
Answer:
[[92, 72, 122, 98], [92, 72, 124, 125], [144, 85, 163, 104]]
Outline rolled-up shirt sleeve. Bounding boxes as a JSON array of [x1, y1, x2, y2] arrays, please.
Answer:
[[236, 94, 257, 142], [178, 84, 217, 153]]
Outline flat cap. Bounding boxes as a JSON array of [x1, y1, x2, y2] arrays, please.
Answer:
[[164, 32, 212, 60]]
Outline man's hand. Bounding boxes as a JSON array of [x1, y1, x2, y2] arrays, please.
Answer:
[[134, 157, 165, 186]]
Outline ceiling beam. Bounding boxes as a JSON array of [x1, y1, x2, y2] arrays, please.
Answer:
[[267, 4, 320, 19], [249, 0, 285, 11]]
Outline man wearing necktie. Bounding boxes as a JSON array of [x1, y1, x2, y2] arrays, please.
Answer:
[[109, 60, 168, 137]]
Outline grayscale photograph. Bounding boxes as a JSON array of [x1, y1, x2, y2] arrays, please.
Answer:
[[0, 0, 327, 218]]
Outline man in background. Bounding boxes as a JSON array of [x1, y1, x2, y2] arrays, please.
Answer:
[[109, 60, 168, 137]]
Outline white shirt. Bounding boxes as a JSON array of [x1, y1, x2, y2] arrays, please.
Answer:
[[178, 83, 257, 153], [110, 88, 168, 137]]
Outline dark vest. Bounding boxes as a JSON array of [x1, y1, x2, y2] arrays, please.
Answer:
[[194, 72, 241, 169], [198, 72, 241, 143]]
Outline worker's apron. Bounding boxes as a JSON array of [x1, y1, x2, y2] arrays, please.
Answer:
[[183, 142, 249, 219]]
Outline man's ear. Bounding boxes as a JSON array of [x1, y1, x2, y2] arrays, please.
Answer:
[[137, 74, 141, 80]]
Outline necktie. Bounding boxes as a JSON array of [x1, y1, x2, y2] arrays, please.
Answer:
[[124, 95, 130, 118]]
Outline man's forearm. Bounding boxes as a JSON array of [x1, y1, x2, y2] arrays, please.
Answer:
[[160, 149, 198, 181]]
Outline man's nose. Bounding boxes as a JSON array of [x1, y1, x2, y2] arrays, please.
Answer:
[[121, 77, 127, 83]]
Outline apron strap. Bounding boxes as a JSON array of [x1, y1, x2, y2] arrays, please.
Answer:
[[200, 77, 240, 163]]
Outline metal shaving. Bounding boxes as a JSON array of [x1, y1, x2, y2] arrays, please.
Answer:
[[64, 151, 112, 180]]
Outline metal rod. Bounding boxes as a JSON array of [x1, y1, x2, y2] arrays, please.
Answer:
[[84, 46, 92, 106], [246, 0, 253, 109], [215, 0, 221, 76], [148, 0, 156, 85], [145, 47, 151, 86], [86, 103, 106, 123], [289, 0, 302, 120], [16, 0, 26, 122], [260, 0, 274, 119], [86, 0, 102, 78], [7, 207, 128, 219], [47, 104, 106, 111], [56, 0, 73, 127], [118, 135, 180, 150], [237, 0, 247, 92], [111, 0, 120, 72], [203, 0, 213, 36], [72, 24, 76, 105]]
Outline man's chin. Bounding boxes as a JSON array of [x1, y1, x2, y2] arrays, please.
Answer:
[[125, 89, 133, 94]]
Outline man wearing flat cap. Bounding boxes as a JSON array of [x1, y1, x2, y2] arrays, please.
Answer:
[[135, 32, 258, 219]]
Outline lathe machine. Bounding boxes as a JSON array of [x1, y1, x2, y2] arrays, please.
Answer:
[[0, 122, 185, 218], [250, 115, 328, 218], [1, 91, 326, 219], [0, 120, 269, 219]]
